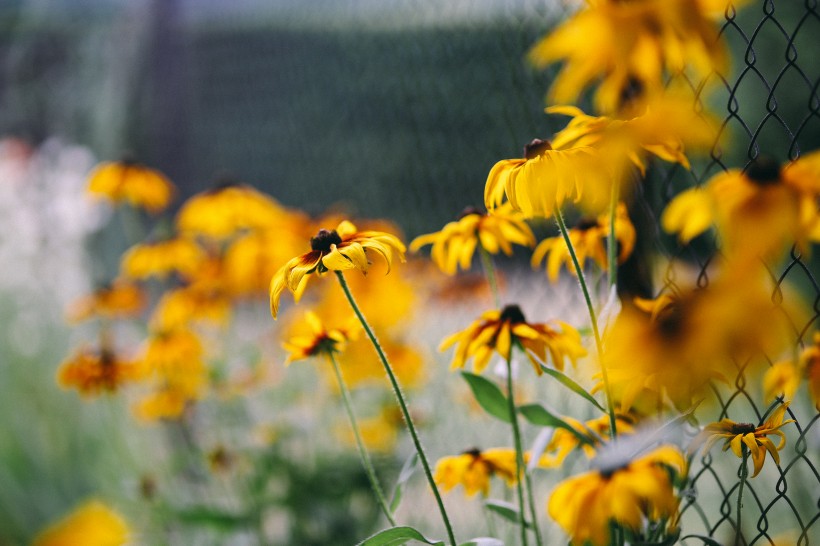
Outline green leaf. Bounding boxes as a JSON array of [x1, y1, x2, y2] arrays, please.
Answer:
[[356, 526, 445, 546], [460, 372, 511, 423], [389, 452, 419, 514], [539, 364, 606, 412], [459, 539, 504, 546], [518, 403, 594, 445], [484, 499, 531, 528]]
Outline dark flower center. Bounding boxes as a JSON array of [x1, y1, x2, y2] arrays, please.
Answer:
[[575, 217, 600, 231], [458, 206, 483, 220], [655, 304, 686, 340], [310, 229, 343, 252], [745, 156, 782, 186], [462, 447, 482, 458], [598, 461, 629, 480], [730, 422, 756, 435], [619, 75, 645, 109], [524, 138, 552, 160], [500, 304, 527, 324]]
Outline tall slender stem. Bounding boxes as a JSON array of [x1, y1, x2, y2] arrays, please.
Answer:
[[328, 352, 396, 526], [735, 447, 749, 546], [335, 272, 457, 546], [505, 357, 529, 546], [554, 207, 617, 438], [606, 182, 619, 289], [478, 244, 501, 308]]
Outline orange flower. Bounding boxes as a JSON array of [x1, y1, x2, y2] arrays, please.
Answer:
[[67, 279, 146, 323], [57, 346, 145, 397], [87, 160, 175, 213]]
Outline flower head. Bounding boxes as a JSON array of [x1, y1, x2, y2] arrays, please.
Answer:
[[67, 279, 146, 323], [532, 203, 636, 281], [764, 332, 820, 411], [435, 447, 537, 497], [33, 500, 130, 546], [57, 346, 145, 397], [283, 311, 358, 363], [691, 403, 795, 477], [121, 237, 205, 281], [548, 445, 686, 546], [87, 160, 175, 213], [410, 204, 535, 275], [440, 304, 586, 375], [269, 220, 406, 318], [540, 413, 636, 468], [662, 151, 820, 257]]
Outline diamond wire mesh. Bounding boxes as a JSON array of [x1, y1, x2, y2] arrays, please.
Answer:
[[646, 1, 820, 544]]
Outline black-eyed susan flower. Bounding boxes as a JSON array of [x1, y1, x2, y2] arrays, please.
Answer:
[[434, 447, 520, 497], [87, 160, 175, 213], [601, 274, 790, 411], [764, 332, 820, 411], [67, 279, 146, 323], [662, 152, 820, 257], [176, 182, 306, 240], [269, 220, 406, 319], [282, 311, 358, 363], [692, 403, 795, 477], [120, 237, 205, 281], [531, 203, 636, 281], [528, 0, 743, 114], [439, 304, 586, 375], [409, 204, 535, 275], [57, 346, 145, 397], [150, 284, 232, 330], [33, 500, 130, 546], [540, 413, 635, 468], [548, 445, 686, 546]]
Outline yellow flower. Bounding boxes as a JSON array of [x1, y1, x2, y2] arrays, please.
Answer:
[[176, 182, 304, 240], [134, 387, 198, 421], [528, 0, 741, 114], [540, 414, 635, 468], [764, 332, 820, 411], [282, 311, 358, 363], [692, 403, 795, 477], [222, 228, 306, 297], [338, 405, 405, 453], [33, 500, 130, 546], [662, 152, 820, 256], [439, 304, 586, 375], [67, 279, 146, 323], [87, 160, 175, 213], [269, 220, 406, 318], [149, 271, 232, 330], [409, 204, 535, 275], [434, 447, 523, 497], [531, 203, 636, 281], [57, 346, 145, 397], [120, 237, 205, 281], [602, 275, 789, 411], [485, 103, 712, 218], [140, 328, 204, 376], [548, 445, 686, 546]]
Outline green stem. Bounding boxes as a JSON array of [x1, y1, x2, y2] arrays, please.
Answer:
[[606, 182, 619, 289], [554, 207, 617, 439], [478, 244, 501, 308], [505, 357, 529, 546], [335, 271, 457, 546], [328, 352, 396, 526], [735, 447, 749, 546]]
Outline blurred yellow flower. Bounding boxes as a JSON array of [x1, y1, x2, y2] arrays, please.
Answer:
[[339, 405, 405, 453], [222, 228, 306, 297], [409, 204, 535, 275], [176, 182, 304, 240], [335, 335, 426, 390], [540, 413, 635, 468], [87, 160, 175, 213], [528, 0, 740, 114], [602, 276, 789, 411], [531, 203, 635, 281], [134, 386, 199, 421], [662, 152, 820, 256], [283, 311, 358, 363], [67, 279, 146, 323], [120, 237, 205, 281], [33, 500, 130, 546], [150, 283, 231, 331], [57, 346, 145, 397], [548, 445, 686, 546], [440, 304, 586, 375], [140, 328, 205, 376], [765, 332, 820, 411], [269, 221, 406, 318], [434, 447, 520, 497], [691, 403, 794, 477]]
